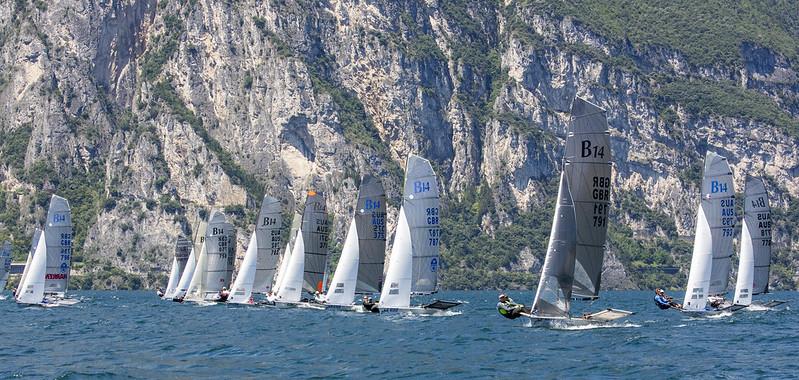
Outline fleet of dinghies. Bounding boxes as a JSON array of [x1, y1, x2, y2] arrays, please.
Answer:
[[679, 154, 784, 315], [0, 96, 788, 325]]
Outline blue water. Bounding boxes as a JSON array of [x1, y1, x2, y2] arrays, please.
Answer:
[[1, 290, 797, 379]]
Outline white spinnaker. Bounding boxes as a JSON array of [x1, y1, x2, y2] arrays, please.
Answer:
[[44, 195, 72, 297], [683, 205, 713, 311], [164, 258, 180, 299], [531, 173, 577, 318], [16, 230, 41, 300], [0, 241, 11, 290], [379, 207, 413, 309], [17, 233, 48, 304], [704, 152, 736, 295], [325, 220, 360, 306], [253, 196, 284, 294], [277, 230, 305, 303], [229, 233, 258, 304]]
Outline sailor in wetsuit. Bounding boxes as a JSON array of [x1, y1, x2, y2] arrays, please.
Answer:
[[497, 294, 530, 319], [156, 287, 165, 298], [654, 288, 681, 310]]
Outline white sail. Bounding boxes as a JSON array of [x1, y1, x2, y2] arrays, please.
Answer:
[[683, 206, 713, 311], [379, 207, 413, 309], [531, 173, 577, 318], [276, 230, 305, 303], [17, 233, 48, 305], [253, 196, 285, 294], [16, 230, 41, 300], [272, 241, 292, 296], [164, 258, 180, 299], [0, 241, 11, 290], [164, 237, 192, 299], [185, 242, 209, 302], [173, 247, 197, 300], [175, 219, 208, 300], [734, 178, 770, 305], [325, 220, 360, 306], [44, 195, 72, 297], [229, 233, 258, 304], [704, 152, 736, 295]]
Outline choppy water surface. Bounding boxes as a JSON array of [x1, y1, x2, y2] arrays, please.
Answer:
[[1, 290, 797, 379]]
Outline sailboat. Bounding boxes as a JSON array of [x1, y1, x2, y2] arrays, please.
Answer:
[[271, 190, 327, 308], [731, 177, 785, 309], [163, 236, 192, 299], [16, 195, 77, 307], [322, 175, 387, 310], [374, 155, 461, 314], [172, 218, 208, 302], [523, 98, 632, 325], [229, 196, 285, 304], [0, 241, 11, 293], [681, 151, 741, 315], [184, 210, 237, 303]]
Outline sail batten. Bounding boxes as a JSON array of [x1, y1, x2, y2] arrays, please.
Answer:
[[566, 98, 612, 299]]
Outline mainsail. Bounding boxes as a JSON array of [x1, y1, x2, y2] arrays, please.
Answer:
[[164, 237, 192, 299], [406, 155, 440, 294], [253, 196, 285, 294], [17, 232, 48, 304], [683, 151, 735, 310], [273, 213, 301, 295], [566, 98, 612, 300], [734, 177, 771, 305], [354, 175, 387, 294], [0, 241, 11, 290], [44, 195, 72, 296], [203, 210, 237, 298], [704, 152, 736, 295], [531, 173, 577, 318], [301, 191, 329, 293], [229, 233, 258, 304]]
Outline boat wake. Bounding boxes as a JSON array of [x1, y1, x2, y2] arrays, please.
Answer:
[[546, 321, 641, 331], [745, 304, 772, 312]]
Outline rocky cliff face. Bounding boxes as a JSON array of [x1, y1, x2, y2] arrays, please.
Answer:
[[0, 0, 797, 290]]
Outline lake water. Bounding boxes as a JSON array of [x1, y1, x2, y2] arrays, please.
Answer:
[[1, 290, 796, 379]]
